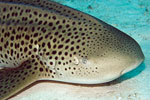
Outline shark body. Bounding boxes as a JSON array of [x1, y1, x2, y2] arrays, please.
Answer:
[[0, 0, 144, 100]]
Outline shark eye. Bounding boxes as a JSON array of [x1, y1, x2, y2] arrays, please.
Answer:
[[72, 57, 88, 65], [82, 58, 87, 64]]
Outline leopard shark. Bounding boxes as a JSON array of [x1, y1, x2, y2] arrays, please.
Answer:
[[0, 0, 144, 99]]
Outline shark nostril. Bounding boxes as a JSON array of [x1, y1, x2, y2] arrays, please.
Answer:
[[121, 59, 143, 75], [121, 66, 135, 75], [120, 68, 127, 75]]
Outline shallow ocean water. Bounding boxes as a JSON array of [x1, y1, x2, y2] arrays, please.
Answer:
[[10, 0, 150, 100]]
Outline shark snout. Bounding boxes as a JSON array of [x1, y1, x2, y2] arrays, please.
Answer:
[[121, 55, 144, 75]]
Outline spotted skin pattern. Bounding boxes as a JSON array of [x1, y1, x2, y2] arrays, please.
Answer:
[[0, 0, 144, 100]]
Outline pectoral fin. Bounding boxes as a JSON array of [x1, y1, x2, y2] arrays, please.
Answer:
[[0, 59, 48, 100]]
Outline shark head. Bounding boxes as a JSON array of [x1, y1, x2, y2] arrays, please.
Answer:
[[53, 21, 145, 84]]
